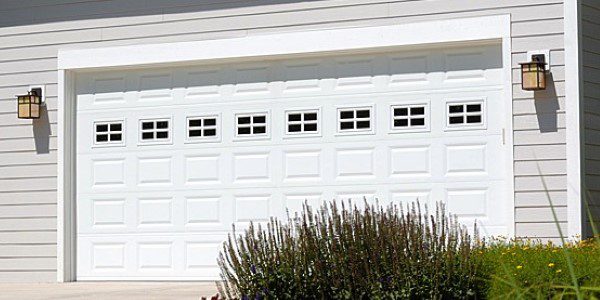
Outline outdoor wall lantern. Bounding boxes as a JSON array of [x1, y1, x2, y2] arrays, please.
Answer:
[[519, 54, 547, 91], [16, 87, 43, 119]]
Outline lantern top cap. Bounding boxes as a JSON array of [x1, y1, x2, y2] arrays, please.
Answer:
[[519, 54, 547, 66], [16, 90, 40, 98]]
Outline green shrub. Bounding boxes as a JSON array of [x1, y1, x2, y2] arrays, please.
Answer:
[[218, 201, 486, 299], [478, 238, 600, 299]]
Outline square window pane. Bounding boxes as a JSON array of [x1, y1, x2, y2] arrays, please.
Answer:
[[253, 116, 266, 124], [238, 127, 251, 135], [96, 134, 108, 142], [411, 118, 425, 126], [467, 104, 482, 112], [394, 119, 409, 127], [304, 123, 317, 132], [156, 131, 169, 139], [394, 108, 408, 116], [189, 119, 202, 127], [340, 121, 354, 130], [253, 126, 266, 134], [110, 123, 122, 131], [356, 120, 370, 129], [238, 116, 251, 124], [109, 133, 122, 141], [156, 121, 169, 129], [449, 116, 464, 124], [340, 111, 354, 119], [204, 118, 216, 126], [356, 110, 370, 118], [189, 129, 203, 137], [142, 122, 154, 130], [288, 114, 302, 122], [449, 105, 464, 113], [204, 129, 216, 136], [410, 107, 425, 115], [466, 115, 482, 123], [142, 132, 154, 140], [288, 124, 302, 132], [304, 113, 317, 121], [96, 124, 109, 132]]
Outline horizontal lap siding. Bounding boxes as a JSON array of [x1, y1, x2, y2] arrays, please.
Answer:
[[582, 0, 600, 238], [0, 0, 565, 281]]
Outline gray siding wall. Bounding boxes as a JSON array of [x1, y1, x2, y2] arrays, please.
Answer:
[[582, 0, 600, 238], [0, 0, 566, 282]]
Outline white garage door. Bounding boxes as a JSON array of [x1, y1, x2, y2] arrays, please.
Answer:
[[75, 43, 510, 280]]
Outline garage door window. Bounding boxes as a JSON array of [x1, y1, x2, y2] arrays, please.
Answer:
[[446, 101, 485, 129], [285, 109, 319, 136], [236, 112, 269, 138], [139, 118, 171, 144], [337, 106, 373, 134], [391, 103, 429, 132], [94, 121, 124, 146], [187, 115, 219, 142]]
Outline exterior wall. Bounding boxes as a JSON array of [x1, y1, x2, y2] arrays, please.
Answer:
[[0, 0, 566, 282], [581, 0, 600, 238]]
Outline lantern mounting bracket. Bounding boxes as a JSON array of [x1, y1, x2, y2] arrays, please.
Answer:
[[28, 85, 45, 104], [526, 49, 550, 71]]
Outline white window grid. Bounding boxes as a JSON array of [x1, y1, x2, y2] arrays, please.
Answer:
[[285, 110, 319, 135], [235, 112, 269, 138], [186, 115, 219, 141], [93, 120, 124, 146], [390, 104, 429, 131], [446, 101, 484, 128], [337, 106, 373, 133], [139, 118, 171, 144]]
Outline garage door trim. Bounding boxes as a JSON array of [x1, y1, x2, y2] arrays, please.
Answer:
[[57, 14, 513, 282]]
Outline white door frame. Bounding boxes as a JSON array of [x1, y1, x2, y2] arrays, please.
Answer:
[[57, 14, 514, 282]]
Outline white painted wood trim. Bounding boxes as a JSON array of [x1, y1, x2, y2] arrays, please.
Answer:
[[565, 0, 583, 238], [501, 20, 515, 237], [56, 14, 513, 281], [58, 15, 510, 70]]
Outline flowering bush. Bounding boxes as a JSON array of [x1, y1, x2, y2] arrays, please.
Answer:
[[218, 201, 486, 299]]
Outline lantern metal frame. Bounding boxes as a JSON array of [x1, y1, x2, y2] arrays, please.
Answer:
[[16, 87, 44, 119], [519, 54, 547, 91]]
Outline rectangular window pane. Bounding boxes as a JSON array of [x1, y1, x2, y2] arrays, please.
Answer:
[[189, 129, 203, 137], [156, 121, 169, 129], [449, 116, 464, 124], [410, 107, 425, 115], [96, 124, 109, 132], [410, 118, 425, 126], [356, 120, 370, 129], [142, 132, 154, 139], [142, 122, 154, 130], [394, 108, 408, 116], [109, 134, 122, 141], [340, 121, 354, 130], [356, 110, 370, 118], [449, 105, 464, 113], [189, 119, 202, 127], [96, 134, 109, 142], [304, 113, 317, 121], [304, 123, 317, 132], [288, 114, 301, 122], [466, 115, 482, 123], [156, 131, 169, 139], [110, 123, 122, 131], [203, 129, 216, 136], [288, 124, 302, 132], [394, 119, 409, 127], [238, 117, 251, 124], [340, 111, 354, 119], [204, 118, 216, 126], [253, 126, 266, 134], [466, 104, 482, 112], [253, 116, 266, 124], [238, 127, 251, 135]]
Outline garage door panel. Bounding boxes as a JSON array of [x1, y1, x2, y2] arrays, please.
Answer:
[[76, 44, 509, 280]]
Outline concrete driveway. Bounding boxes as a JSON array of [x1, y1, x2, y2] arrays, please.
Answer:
[[0, 282, 219, 300]]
